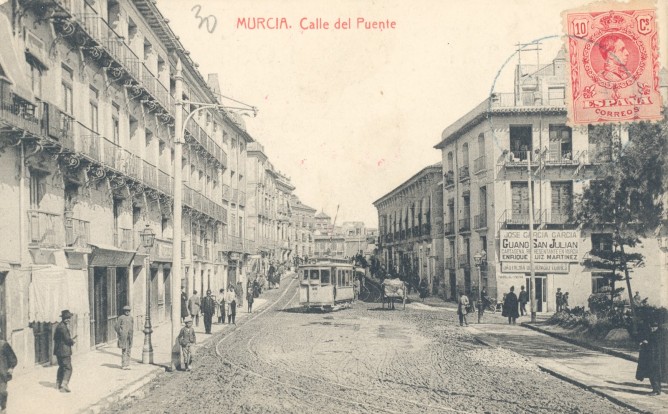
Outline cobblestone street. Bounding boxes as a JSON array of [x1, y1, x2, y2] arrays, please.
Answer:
[[106, 278, 633, 414]]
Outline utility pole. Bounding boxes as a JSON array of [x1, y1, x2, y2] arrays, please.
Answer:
[[528, 150, 537, 323], [171, 57, 183, 371]]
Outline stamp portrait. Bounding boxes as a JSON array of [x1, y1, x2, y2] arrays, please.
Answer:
[[563, 1, 662, 124]]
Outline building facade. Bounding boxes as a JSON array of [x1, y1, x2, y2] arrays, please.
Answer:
[[373, 163, 444, 294], [289, 195, 316, 265], [434, 51, 668, 309]]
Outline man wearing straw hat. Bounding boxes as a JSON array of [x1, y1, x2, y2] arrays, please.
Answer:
[[54, 310, 76, 392], [114, 305, 134, 370]]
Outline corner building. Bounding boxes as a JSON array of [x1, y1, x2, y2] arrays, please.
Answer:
[[434, 51, 668, 309]]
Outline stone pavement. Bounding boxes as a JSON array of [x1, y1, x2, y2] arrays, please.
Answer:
[[401, 293, 667, 413], [7, 297, 268, 414], [470, 321, 668, 413]]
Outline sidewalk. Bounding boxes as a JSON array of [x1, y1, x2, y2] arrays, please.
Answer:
[[7, 298, 268, 414], [469, 322, 668, 413]]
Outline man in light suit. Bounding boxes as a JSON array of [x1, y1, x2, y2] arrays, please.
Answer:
[[114, 305, 134, 370]]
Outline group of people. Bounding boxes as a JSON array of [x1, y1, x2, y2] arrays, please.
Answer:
[[181, 286, 246, 334]]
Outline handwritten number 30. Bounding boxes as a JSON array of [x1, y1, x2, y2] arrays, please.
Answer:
[[192, 5, 217, 34]]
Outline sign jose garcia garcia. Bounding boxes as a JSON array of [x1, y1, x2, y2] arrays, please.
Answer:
[[500, 230, 580, 263], [563, 3, 662, 125]]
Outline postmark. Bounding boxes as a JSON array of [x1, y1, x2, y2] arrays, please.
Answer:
[[563, 0, 662, 125]]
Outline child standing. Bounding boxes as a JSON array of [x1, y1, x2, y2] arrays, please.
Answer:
[[178, 316, 196, 371]]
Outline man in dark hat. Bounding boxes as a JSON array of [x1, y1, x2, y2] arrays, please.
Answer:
[[114, 305, 134, 370], [201, 290, 216, 334], [54, 310, 76, 392]]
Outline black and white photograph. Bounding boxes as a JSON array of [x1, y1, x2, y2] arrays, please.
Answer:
[[0, 0, 666, 412]]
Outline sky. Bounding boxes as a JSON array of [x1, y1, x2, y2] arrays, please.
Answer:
[[157, 0, 668, 227]]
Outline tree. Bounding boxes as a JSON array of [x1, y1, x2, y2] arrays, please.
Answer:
[[575, 115, 668, 334]]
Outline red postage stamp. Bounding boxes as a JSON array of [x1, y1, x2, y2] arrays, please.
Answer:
[[563, 1, 662, 125]]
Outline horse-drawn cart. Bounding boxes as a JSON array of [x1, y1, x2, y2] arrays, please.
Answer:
[[381, 278, 406, 310]]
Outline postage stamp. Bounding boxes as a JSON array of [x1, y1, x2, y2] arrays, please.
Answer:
[[563, 1, 662, 125]]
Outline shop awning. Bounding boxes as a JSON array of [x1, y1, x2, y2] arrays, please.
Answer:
[[28, 266, 89, 322], [0, 14, 34, 104], [89, 243, 137, 267]]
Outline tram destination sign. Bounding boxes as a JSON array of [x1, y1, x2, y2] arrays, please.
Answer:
[[500, 230, 580, 263]]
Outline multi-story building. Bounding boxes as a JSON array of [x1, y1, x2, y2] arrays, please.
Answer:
[[0, 0, 242, 370], [275, 172, 295, 263], [373, 163, 444, 294], [313, 233, 346, 259], [314, 211, 333, 233], [289, 195, 316, 265], [434, 50, 667, 309]]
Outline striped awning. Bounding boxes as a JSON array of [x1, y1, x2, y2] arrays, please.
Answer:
[[89, 244, 136, 267]]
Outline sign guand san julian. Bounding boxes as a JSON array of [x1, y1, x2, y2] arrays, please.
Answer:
[[500, 229, 580, 264]]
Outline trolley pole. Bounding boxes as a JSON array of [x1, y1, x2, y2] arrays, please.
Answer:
[[528, 150, 537, 323], [171, 57, 183, 371]]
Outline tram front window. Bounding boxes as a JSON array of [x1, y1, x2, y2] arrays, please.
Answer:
[[303, 270, 309, 281], [310, 269, 319, 281], [321, 270, 330, 284]]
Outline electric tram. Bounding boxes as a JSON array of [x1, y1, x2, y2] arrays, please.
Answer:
[[299, 258, 355, 310]]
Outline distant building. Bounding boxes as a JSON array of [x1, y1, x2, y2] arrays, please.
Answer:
[[289, 195, 316, 264], [373, 163, 444, 294]]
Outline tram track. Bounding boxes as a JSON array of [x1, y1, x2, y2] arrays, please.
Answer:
[[211, 277, 476, 414]]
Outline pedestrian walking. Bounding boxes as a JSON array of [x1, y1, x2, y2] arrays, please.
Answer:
[[54, 310, 76, 392], [188, 290, 201, 327], [201, 290, 216, 334], [556, 288, 563, 312], [479, 288, 491, 323], [502, 286, 520, 325], [180, 287, 189, 323], [636, 318, 667, 395], [419, 278, 428, 302], [178, 317, 196, 371], [562, 292, 570, 311], [225, 287, 237, 324], [218, 288, 226, 324], [519, 285, 529, 316], [247, 287, 254, 313], [114, 305, 133, 370], [457, 292, 470, 327], [0, 328, 17, 413]]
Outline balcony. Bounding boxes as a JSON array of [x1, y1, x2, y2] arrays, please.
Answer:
[[45, 3, 175, 118], [181, 240, 186, 259], [113, 228, 133, 250], [458, 217, 471, 232], [0, 100, 42, 137], [192, 244, 204, 260], [542, 149, 585, 165], [458, 165, 470, 181], [458, 254, 470, 269], [490, 92, 565, 108], [183, 109, 227, 168], [215, 250, 226, 263], [544, 210, 574, 225], [444, 222, 455, 236], [28, 210, 63, 249], [474, 156, 486, 174], [445, 257, 455, 270], [499, 209, 545, 227], [230, 188, 239, 204], [444, 171, 455, 187], [65, 217, 90, 249], [238, 191, 246, 206], [244, 239, 256, 254], [474, 214, 487, 229], [222, 184, 231, 202], [157, 169, 173, 196]]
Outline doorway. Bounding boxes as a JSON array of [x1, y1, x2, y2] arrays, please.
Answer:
[[525, 274, 547, 312], [449, 271, 457, 300]]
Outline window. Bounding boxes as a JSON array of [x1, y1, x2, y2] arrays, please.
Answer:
[[30, 62, 42, 97], [61, 65, 73, 115], [551, 181, 573, 223], [591, 273, 613, 293], [303, 270, 308, 280], [29, 171, 46, 209], [462, 143, 469, 167], [89, 87, 99, 133], [549, 125, 573, 161], [321, 270, 330, 284], [112, 103, 120, 143], [548, 87, 565, 106], [591, 233, 613, 253], [509, 125, 532, 161], [310, 269, 319, 280]]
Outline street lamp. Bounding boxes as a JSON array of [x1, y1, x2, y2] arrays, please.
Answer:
[[140, 224, 155, 364], [473, 250, 487, 323]]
